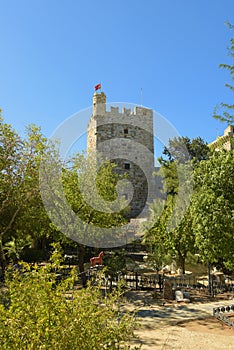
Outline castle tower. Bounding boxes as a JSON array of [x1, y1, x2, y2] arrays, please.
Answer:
[[87, 91, 155, 218]]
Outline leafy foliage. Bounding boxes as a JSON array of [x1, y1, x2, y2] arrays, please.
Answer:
[[0, 260, 139, 349], [213, 23, 234, 124], [144, 137, 209, 272], [63, 154, 128, 229], [160, 136, 210, 165], [0, 116, 54, 273], [144, 194, 195, 273], [103, 250, 127, 281], [0, 115, 129, 277], [192, 150, 234, 270]]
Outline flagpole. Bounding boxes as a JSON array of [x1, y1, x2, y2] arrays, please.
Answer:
[[140, 88, 142, 106]]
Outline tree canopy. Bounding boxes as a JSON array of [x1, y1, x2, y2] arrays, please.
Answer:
[[213, 23, 234, 125], [0, 114, 129, 280], [192, 149, 234, 271], [144, 136, 208, 273], [0, 116, 51, 272]]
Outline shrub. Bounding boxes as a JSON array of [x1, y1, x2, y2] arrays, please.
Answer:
[[0, 264, 139, 350]]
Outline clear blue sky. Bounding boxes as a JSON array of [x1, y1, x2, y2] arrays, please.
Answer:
[[0, 0, 233, 153]]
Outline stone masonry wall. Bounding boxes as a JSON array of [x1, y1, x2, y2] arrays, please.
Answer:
[[87, 92, 156, 218]]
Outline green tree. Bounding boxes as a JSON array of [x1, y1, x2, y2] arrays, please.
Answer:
[[64, 155, 128, 285], [63, 154, 127, 230], [14, 125, 54, 255], [160, 136, 210, 165], [0, 116, 53, 274], [0, 114, 128, 281], [103, 250, 127, 290], [144, 137, 209, 273], [144, 193, 195, 274], [192, 150, 234, 271], [142, 198, 172, 271], [0, 115, 27, 273], [40, 151, 128, 285], [213, 23, 234, 124]]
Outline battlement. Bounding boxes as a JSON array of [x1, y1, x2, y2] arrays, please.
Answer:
[[110, 106, 119, 114], [106, 106, 152, 117], [92, 91, 153, 119], [134, 106, 153, 117], [210, 125, 234, 151], [224, 125, 234, 136]]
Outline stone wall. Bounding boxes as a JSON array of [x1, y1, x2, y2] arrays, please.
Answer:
[[87, 92, 157, 218], [209, 125, 234, 151]]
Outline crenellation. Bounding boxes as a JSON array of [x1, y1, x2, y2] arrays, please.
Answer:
[[134, 106, 153, 117], [110, 106, 119, 114], [224, 125, 234, 137], [210, 125, 234, 151], [122, 107, 131, 115]]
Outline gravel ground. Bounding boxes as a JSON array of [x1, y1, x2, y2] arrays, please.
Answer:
[[133, 318, 234, 349], [122, 290, 234, 349]]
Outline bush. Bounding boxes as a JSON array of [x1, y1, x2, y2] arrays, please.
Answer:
[[0, 264, 139, 350]]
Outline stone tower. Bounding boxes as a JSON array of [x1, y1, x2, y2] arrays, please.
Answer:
[[87, 91, 155, 218]]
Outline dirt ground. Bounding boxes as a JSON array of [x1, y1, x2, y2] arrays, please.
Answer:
[[133, 317, 234, 350], [123, 289, 234, 349]]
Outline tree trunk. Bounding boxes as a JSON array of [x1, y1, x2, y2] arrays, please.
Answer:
[[0, 236, 7, 277], [31, 238, 38, 249], [77, 244, 87, 287], [178, 251, 186, 274], [208, 263, 214, 297]]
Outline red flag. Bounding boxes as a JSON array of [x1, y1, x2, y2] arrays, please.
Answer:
[[94, 83, 101, 91]]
